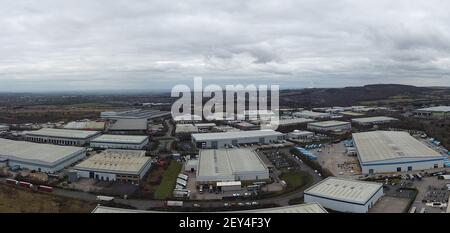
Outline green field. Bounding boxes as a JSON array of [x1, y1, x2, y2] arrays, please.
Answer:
[[280, 170, 313, 193], [154, 161, 182, 200]]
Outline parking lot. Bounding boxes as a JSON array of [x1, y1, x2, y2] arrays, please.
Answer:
[[411, 176, 449, 213], [370, 196, 410, 213]]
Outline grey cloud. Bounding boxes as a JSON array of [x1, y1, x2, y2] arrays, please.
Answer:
[[0, 0, 449, 91]]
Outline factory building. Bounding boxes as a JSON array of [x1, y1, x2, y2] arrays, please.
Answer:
[[352, 116, 398, 126], [192, 130, 285, 149], [90, 134, 149, 150], [413, 106, 450, 119], [304, 177, 383, 213], [277, 118, 315, 126], [64, 120, 105, 131], [288, 130, 314, 141], [74, 149, 152, 183], [293, 110, 331, 120], [101, 109, 171, 132], [25, 128, 101, 146], [196, 149, 269, 184], [0, 124, 9, 132], [307, 120, 351, 133], [0, 138, 86, 173], [235, 121, 259, 131], [353, 131, 444, 174]]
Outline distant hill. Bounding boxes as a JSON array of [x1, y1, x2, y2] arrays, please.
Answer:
[[279, 84, 450, 107]]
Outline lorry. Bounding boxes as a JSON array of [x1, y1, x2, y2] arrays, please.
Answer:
[[96, 195, 114, 202], [166, 200, 183, 207]]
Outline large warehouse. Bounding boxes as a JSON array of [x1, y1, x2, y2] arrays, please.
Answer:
[[353, 131, 444, 173], [196, 148, 269, 184], [352, 116, 398, 126], [307, 120, 351, 133], [192, 130, 285, 149], [101, 109, 171, 132], [25, 128, 101, 146], [304, 177, 383, 213], [413, 106, 450, 119], [90, 134, 149, 149], [0, 138, 86, 173], [74, 149, 152, 183]]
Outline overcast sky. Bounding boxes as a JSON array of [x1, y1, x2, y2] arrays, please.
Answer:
[[1, 0, 450, 92]]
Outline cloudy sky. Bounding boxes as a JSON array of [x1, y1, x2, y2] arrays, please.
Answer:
[[1, 0, 450, 92]]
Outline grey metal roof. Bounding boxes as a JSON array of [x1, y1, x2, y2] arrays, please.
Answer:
[[26, 128, 100, 139], [304, 177, 382, 205], [91, 134, 148, 144], [353, 131, 442, 163], [352, 116, 398, 124], [0, 138, 85, 164], [192, 129, 283, 141], [416, 106, 450, 112], [307, 120, 350, 127]]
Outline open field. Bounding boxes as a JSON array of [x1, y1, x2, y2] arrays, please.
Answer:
[[0, 184, 96, 213], [280, 170, 313, 193], [154, 161, 182, 200]]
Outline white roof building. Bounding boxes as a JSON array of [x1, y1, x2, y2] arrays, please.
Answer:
[[307, 120, 351, 132], [293, 110, 331, 119], [353, 131, 444, 173], [192, 130, 284, 149], [352, 116, 398, 125], [75, 149, 152, 183], [26, 128, 100, 139], [0, 138, 86, 173], [196, 149, 269, 184], [90, 134, 149, 150], [304, 177, 383, 213]]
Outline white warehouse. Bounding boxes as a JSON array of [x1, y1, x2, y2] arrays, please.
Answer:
[[25, 128, 101, 146], [192, 130, 285, 149], [307, 120, 351, 133], [304, 177, 383, 213], [74, 149, 152, 183], [0, 138, 86, 173], [196, 148, 269, 184], [353, 131, 444, 174], [90, 134, 149, 150]]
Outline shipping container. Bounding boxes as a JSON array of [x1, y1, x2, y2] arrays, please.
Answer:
[[18, 181, 33, 189], [5, 178, 18, 185], [38, 185, 53, 192]]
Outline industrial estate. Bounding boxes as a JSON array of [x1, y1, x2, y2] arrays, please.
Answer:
[[0, 91, 449, 214]]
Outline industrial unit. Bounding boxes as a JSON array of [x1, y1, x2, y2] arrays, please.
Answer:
[[192, 130, 285, 149], [288, 130, 314, 141], [0, 138, 86, 173], [293, 110, 331, 119], [25, 128, 101, 146], [413, 106, 450, 119], [0, 124, 9, 131], [196, 149, 269, 184], [74, 149, 152, 183], [277, 118, 315, 126], [101, 109, 170, 132], [90, 134, 149, 149], [353, 131, 444, 173], [307, 120, 351, 133], [304, 177, 383, 213], [352, 116, 398, 125]]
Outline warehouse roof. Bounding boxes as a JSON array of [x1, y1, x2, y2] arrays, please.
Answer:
[[26, 128, 100, 139], [64, 121, 105, 130], [278, 118, 315, 126], [294, 110, 330, 118], [0, 138, 85, 165], [92, 202, 327, 213], [197, 149, 268, 181], [415, 106, 450, 112], [90, 134, 148, 144], [353, 131, 442, 163], [308, 120, 350, 127], [74, 149, 150, 174], [101, 109, 171, 119], [304, 177, 383, 205], [175, 124, 198, 134], [352, 116, 398, 124], [192, 129, 283, 141]]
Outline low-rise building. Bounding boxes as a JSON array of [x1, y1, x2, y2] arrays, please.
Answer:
[[293, 110, 331, 120], [0, 138, 86, 173], [413, 106, 450, 119], [304, 177, 383, 213], [352, 116, 398, 126], [90, 134, 149, 150], [74, 149, 152, 183], [196, 148, 269, 184], [288, 130, 314, 141], [25, 128, 101, 146], [192, 130, 285, 149], [307, 120, 351, 133]]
